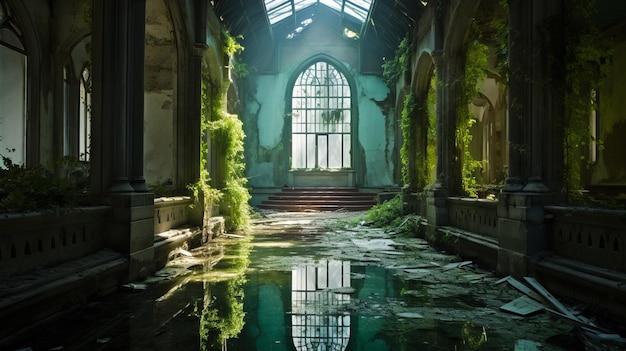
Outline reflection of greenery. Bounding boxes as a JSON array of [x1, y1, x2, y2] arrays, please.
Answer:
[[198, 275, 247, 350], [194, 237, 251, 350], [461, 321, 488, 350]]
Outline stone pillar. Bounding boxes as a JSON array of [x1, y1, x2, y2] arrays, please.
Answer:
[[497, 0, 563, 277], [425, 51, 448, 235], [92, 0, 154, 281], [129, 0, 148, 192], [502, 0, 530, 192], [497, 192, 547, 277]]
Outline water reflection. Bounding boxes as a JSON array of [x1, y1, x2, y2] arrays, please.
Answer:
[[291, 260, 351, 351], [15, 229, 522, 351], [234, 261, 402, 351]]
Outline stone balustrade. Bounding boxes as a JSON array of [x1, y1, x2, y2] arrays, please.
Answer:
[[447, 197, 499, 239], [154, 196, 193, 233], [545, 206, 626, 273], [0, 206, 110, 278]]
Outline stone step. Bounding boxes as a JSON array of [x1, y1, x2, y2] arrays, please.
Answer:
[[259, 187, 377, 212]]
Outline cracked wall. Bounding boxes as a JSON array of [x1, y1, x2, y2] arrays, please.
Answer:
[[242, 10, 396, 191]]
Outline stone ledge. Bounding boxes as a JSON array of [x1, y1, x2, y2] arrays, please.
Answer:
[[431, 226, 500, 270], [529, 254, 626, 318], [0, 250, 128, 347]]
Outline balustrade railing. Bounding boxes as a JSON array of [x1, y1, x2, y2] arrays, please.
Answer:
[[545, 206, 626, 273], [154, 196, 193, 234], [0, 206, 110, 278], [447, 197, 499, 239]]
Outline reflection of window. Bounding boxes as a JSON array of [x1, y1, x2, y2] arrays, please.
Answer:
[[79, 67, 91, 161], [291, 260, 351, 351], [0, 0, 27, 165], [291, 61, 351, 169]]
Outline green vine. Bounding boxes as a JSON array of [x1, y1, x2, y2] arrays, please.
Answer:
[[561, 0, 613, 199], [426, 74, 437, 184], [400, 92, 416, 187], [200, 46, 251, 229], [457, 38, 489, 197], [223, 30, 248, 78], [382, 34, 411, 86]]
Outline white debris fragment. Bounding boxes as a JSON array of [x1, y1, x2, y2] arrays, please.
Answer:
[[396, 312, 424, 319]]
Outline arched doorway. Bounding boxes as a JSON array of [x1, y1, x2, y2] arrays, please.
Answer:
[[0, 0, 27, 165]]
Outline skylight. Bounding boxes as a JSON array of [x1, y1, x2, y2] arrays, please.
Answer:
[[263, 0, 373, 26]]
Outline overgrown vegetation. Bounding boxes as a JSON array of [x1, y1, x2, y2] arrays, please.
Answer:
[[364, 195, 404, 228], [382, 34, 411, 86], [400, 93, 417, 187], [223, 30, 249, 79], [457, 38, 490, 197], [560, 0, 613, 200], [364, 195, 422, 235], [0, 155, 88, 213], [195, 31, 251, 230]]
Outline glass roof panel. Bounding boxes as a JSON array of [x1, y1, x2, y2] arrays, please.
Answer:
[[264, 0, 287, 11], [264, 0, 373, 27], [319, 0, 342, 12], [294, 0, 317, 12], [344, 0, 370, 22], [267, 1, 293, 24]]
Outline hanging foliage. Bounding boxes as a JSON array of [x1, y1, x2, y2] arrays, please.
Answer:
[[193, 32, 251, 230], [400, 92, 417, 187], [457, 39, 489, 197], [561, 0, 613, 199], [382, 34, 411, 86]]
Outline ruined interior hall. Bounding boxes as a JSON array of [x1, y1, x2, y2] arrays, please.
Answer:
[[1, 0, 626, 349]]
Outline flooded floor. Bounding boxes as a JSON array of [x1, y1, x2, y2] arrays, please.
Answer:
[[11, 211, 599, 350]]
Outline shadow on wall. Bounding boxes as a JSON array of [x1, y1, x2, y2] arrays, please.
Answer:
[[603, 120, 626, 182]]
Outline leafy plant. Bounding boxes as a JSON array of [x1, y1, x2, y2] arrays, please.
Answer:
[[0, 155, 87, 213], [400, 92, 416, 188], [364, 195, 404, 228], [382, 34, 411, 86], [201, 43, 251, 230]]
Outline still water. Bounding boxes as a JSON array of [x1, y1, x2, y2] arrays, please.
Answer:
[[17, 212, 571, 351]]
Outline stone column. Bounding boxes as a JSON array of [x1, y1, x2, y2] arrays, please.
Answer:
[[92, 0, 154, 281], [503, 0, 531, 192], [497, 0, 563, 277], [425, 51, 448, 235], [129, 0, 148, 192]]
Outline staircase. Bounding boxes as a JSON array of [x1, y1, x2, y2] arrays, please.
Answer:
[[258, 187, 378, 212]]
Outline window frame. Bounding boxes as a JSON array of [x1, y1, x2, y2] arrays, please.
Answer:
[[290, 60, 353, 170]]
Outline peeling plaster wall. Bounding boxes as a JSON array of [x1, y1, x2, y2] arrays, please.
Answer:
[[144, 0, 176, 186], [356, 75, 394, 186], [243, 11, 396, 189]]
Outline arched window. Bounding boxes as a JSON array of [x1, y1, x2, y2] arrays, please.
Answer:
[[0, 0, 27, 165], [63, 37, 92, 163], [78, 66, 91, 161], [291, 61, 351, 169]]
